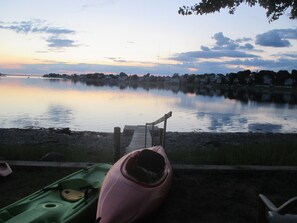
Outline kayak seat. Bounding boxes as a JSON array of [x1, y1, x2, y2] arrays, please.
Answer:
[[125, 149, 166, 185], [61, 189, 84, 202], [43, 179, 95, 202]]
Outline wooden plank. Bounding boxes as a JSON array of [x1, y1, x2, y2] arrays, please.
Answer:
[[125, 126, 152, 153], [172, 164, 297, 172], [4, 161, 297, 172], [124, 125, 158, 131], [4, 160, 96, 168], [146, 111, 172, 125]]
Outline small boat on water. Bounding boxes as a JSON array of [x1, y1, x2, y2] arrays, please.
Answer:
[[96, 146, 172, 223], [0, 163, 111, 223], [0, 162, 12, 177]]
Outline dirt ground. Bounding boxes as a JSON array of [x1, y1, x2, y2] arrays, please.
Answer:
[[1, 128, 297, 222], [1, 167, 297, 223]]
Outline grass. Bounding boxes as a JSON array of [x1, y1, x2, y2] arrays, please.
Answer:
[[2, 141, 297, 166], [0, 144, 114, 163], [168, 141, 297, 166]]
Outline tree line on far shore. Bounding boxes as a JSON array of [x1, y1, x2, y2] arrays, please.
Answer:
[[43, 69, 297, 88]]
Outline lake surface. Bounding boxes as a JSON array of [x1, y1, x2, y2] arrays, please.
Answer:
[[1, 75, 297, 133]]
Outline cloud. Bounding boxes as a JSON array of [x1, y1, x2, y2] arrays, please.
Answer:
[[239, 43, 254, 50], [256, 32, 290, 47], [275, 28, 297, 39], [47, 36, 77, 48], [200, 45, 211, 51], [0, 19, 74, 35], [225, 57, 297, 70], [81, 4, 96, 10], [1, 54, 296, 76], [173, 49, 258, 61], [212, 32, 256, 51], [106, 57, 128, 63], [172, 32, 259, 63], [44, 27, 75, 35], [171, 55, 297, 74], [281, 53, 297, 58], [169, 31, 297, 73], [0, 19, 77, 49], [1, 28, 296, 75], [235, 37, 253, 43], [212, 32, 238, 50], [255, 28, 297, 47]]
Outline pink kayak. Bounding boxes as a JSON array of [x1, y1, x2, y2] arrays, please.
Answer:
[[96, 146, 172, 223]]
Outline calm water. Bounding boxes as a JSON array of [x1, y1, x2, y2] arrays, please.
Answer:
[[1, 75, 297, 133]]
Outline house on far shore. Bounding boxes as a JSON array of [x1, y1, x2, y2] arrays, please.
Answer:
[[284, 78, 295, 87], [263, 75, 273, 86]]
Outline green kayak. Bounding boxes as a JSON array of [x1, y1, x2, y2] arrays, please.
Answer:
[[0, 163, 111, 223]]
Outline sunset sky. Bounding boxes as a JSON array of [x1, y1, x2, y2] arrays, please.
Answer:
[[0, 0, 296, 76]]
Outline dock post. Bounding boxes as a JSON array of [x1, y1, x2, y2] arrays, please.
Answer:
[[162, 113, 169, 148], [144, 124, 147, 148], [114, 127, 121, 163], [151, 124, 154, 147], [159, 128, 164, 146]]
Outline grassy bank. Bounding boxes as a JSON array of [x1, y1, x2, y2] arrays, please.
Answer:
[[2, 140, 297, 166], [168, 140, 297, 165], [0, 144, 114, 163]]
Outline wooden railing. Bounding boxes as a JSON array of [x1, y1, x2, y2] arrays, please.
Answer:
[[144, 111, 172, 148]]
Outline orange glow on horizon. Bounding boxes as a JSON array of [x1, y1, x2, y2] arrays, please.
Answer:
[[0, 56, 38, 65], [0, 83, 176, 113], [0, 64, 24, 69]]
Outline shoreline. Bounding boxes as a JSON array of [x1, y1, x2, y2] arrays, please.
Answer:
[[1, 127, 297, 148], [1, 127, 297, 147], [1, 127, 297, 162]]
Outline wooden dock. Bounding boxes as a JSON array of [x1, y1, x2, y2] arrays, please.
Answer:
[[123, 112, 172, 154], [124, 125, 158, 153]]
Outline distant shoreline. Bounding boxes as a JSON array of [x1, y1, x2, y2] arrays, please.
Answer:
[[3, 72, 297, 105], [42, 70, 297, 91]]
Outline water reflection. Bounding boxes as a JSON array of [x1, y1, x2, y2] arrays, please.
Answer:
[[0, 76, 297, 133], [197, 112, 248, 132], [65, 77, 297, 106], [47, 105, 73, 125], [248, 123, 283, 132]]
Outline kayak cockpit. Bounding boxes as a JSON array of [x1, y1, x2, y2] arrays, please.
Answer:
[[122, 149, 167, 186]]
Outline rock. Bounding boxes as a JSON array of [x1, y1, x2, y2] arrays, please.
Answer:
[[55, 128, 72, 135], [204, 141, 221, 147]]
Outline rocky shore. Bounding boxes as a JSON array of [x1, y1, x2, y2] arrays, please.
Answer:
[[1, 128, 297, 222], [1, 128, 297, 161]]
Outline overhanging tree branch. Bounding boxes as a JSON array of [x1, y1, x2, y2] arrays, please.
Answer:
[[178, 0, 296, 22]]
